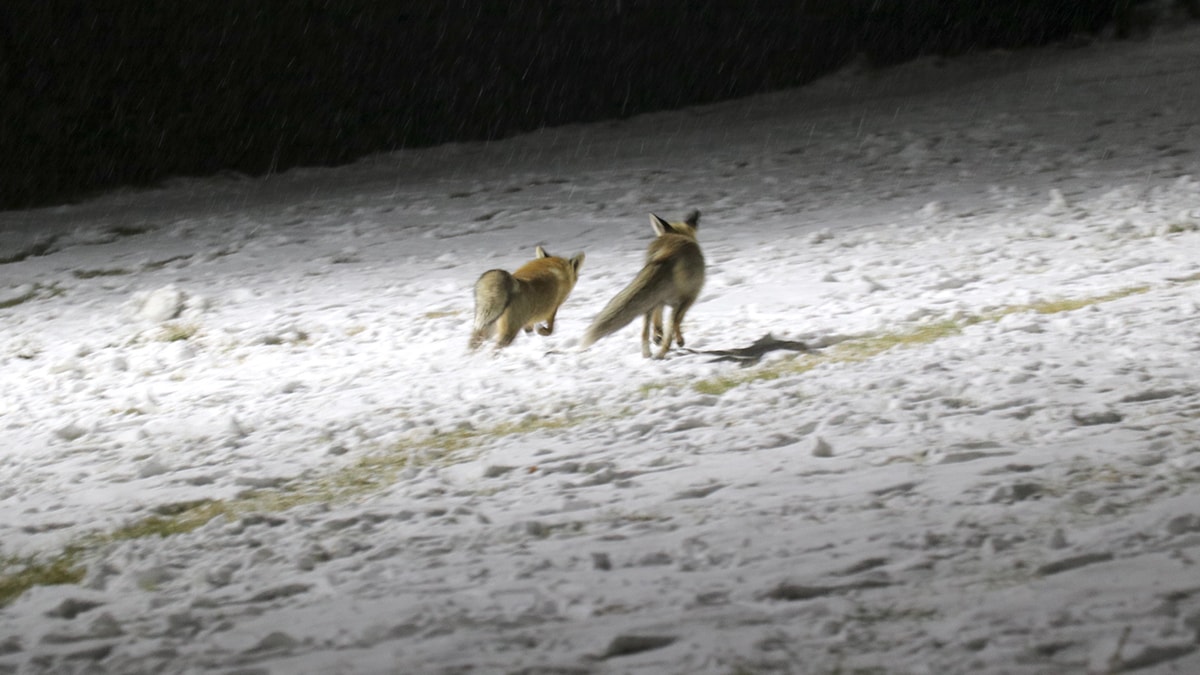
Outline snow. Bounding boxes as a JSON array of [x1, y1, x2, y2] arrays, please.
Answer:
[[3, 25, 1200, 675]]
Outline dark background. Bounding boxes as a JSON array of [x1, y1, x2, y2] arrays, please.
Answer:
[[0, 1, 1152, 211]]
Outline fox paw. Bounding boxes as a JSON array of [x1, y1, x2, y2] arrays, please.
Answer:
[[537, 325, 553, 336]]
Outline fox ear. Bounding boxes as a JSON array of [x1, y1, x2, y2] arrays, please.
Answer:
[[570, 252, 585, 273], [649, 214, 669, 236], [684, 209, 700, 229], [535, 245, 548, 258]]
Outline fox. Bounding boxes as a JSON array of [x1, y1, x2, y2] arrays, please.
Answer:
[[581, 210, 705, 359], [469, 245, 585, 350]]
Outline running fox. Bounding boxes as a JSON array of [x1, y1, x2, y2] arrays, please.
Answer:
[[469, 246, 585, 350], [582, 210, 705, 359]]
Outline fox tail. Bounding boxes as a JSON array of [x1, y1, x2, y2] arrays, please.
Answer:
[[470, 269, 518, 349], [581, 262, 669, 348]]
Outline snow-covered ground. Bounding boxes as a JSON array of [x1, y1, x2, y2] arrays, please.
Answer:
[[3, 23, 1200, 675]]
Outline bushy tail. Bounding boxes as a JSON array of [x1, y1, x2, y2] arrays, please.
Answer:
[[470, 269, 518, 349], [582, 262, 669, 348]]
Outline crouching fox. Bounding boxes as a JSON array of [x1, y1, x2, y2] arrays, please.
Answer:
[[469, 246, 585, 350], [582, 210, 705, 359]]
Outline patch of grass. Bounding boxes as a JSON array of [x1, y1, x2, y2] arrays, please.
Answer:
[[693, 365, 788, 396], [259, 328, 309, 347], [639, 381, 672, 396], [108, 500, 230, 541], [1059, 461, 1143, 491], [66, 414, 605, 552], [73, 268, 132, 279], [1173, 271, 1200, 283], [0, 236, 59, 264], [0, 284, 1174, 606], [423, 310, 459, 319], [693, 376, 745, 396], [158, 322, 199, 342], [112, 406, 150, 417], [194, 414, 595, 525], [480, 413, 584, 441], [0, 282, 68, 310], [831, 319, 965, 361], [679, 286, 1153, 398], [141, 255, 192, 271], [110, 515, 204, 541], [974, 286, 1151, 321], [311, 412, 595, 501], [0, 285, 38, 309], [0, 410, 610, 607], [847, 602, 938, 625], [679, 320, 962, 397], [0, 551, 86, 606]]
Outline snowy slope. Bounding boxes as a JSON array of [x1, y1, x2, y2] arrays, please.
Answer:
[[2, 25, 1200, 675]]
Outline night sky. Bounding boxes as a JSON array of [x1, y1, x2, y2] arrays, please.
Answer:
[[0, 1, 1155, 211]]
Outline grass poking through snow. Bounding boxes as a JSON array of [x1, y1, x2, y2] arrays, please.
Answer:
[[0, 283, 1165, 606], [0, 551, 86, 607], [156, 322, 200, 342], [683, 285, 1153, 397], [0, 411, 619, 606]]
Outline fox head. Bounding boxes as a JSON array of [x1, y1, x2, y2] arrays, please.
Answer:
[[535, 245, 585, 280], [650, 210, 700, 240]]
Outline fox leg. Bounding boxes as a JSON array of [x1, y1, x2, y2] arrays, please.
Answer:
[[670, 298, 695, 348], [495, 315, 522, 348], [653, 300, 694, 359], [654, 312, 675, 360], [640, 310, 654, 358], [537, 309, 557, 336], [651, 306, 665, 345]]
